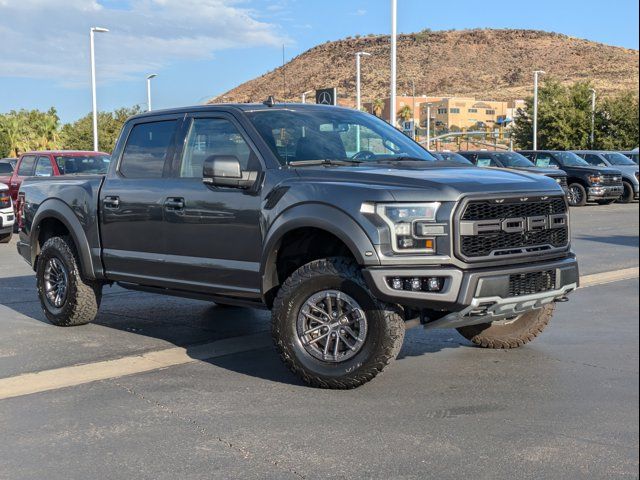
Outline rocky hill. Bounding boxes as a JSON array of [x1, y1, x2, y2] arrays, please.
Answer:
[[210, 29, 639, 105]]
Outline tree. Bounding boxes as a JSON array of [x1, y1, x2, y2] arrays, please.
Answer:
[[372, 99, 385, 117], [512, 80, 639, 150], [60, 106, 141, 153], [398, 105, 412, 123], [0, 108, 61, 156]]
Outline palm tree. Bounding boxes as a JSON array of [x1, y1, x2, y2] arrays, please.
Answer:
[[398, 105, 412, 123], [372, 99, 385, 117]]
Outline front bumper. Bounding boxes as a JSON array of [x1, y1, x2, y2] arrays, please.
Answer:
[[588, 185, 623, 201], [363, 256, 579, 329], [0, 209, 15, 234]]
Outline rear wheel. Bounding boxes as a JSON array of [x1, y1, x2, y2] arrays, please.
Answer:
[[0, 232, 11, 244], [456, 303, 555, 349], [568, 183, 587, 207], [36, 236, 102, 326], [619, 181, 635, 203], [272, 257, 405, 389]]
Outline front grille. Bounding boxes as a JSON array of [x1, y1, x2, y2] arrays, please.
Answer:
[[458, 196, 569, 260], [461, 197, 566, 221], [601, 174, 623, 186], [508, 270, 556, 297]]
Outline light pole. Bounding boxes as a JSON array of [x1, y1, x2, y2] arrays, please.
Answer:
[[426, 104, 432, 148], [146, 74, 158, 111], [90, 27, 109, 152], [355, 52, 372, 111], [301, 90, 314, 104], [590, 88, 596, 148], [390, 0, 397, 126], [532, 70, 545, 151]]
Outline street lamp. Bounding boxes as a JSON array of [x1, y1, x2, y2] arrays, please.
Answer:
[[146, 74, 158, 111], [590, 88, 596, 148], [390, 0, 397, 126], [532, 70, 545, 151], [90, 27, 109, 152], [301, 90, 314, 104], [355, 52, 372, 111]]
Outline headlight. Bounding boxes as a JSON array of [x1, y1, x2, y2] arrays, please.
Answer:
[[588, 175, 603, 184], [364, 202, 442, 253]]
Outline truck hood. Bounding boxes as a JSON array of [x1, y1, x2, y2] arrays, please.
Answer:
[[508, 166, 566, 177], [293, 162, 562, 202], [561, 165, 622, 175]]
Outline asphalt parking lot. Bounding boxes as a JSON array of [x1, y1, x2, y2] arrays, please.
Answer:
[[0, 203, 638, 480]]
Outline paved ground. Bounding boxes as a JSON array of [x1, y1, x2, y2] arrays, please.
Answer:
[[0, 203, 638, 479]]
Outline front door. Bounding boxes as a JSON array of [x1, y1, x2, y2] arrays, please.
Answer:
[[160, 114, 263, 298], [100, 116, 182, 284]]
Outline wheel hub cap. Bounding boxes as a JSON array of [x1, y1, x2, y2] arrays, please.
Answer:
[[296, 290, 367, 363], [44, 257, 69, 308]]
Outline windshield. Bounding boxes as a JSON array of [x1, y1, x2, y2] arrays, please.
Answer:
[[554, 151, 589, 166], [246, 108, 436, 165], [493, 152, 534, 168], [435, 152, 473, 165], [0, 163, 13, 174], [54, 155, 111, 175], [603, 152, 636, 166]]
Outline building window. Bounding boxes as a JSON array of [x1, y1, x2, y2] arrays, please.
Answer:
[[468, 108, 477, 113], [450, 108, 460, 114], [485, 109, 496, 115], [437, 108, 447, 114]]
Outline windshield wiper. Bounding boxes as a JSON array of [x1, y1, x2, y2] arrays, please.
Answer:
[[373, 156, 430, 163], [288, 159, 362, 167]]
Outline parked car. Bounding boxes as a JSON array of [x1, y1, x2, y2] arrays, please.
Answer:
[[17, 103, 578, 389], [430, 151, 474, 165], [0, 183, 14, 243], [0, 158, 17, 187], [620, 149, 639, 165], [519, 150, 623, 207], [458, 150, 570, 195], [7, 150, 110, 207], [572, 150, 639, 203]]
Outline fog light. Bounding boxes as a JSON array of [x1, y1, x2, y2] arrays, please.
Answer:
[[410, 278, 422, 291], [391, 277, 403, 290], [427, 277, 443, 292], [399, 237, 415, 249]]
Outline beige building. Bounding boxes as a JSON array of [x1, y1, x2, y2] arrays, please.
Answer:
[[419, 98, 525, 130]]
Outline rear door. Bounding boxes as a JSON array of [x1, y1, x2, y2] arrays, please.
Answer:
[[10, 155, 36, 202], [100, 115, 182, 284], [159, 113, 264, 297]]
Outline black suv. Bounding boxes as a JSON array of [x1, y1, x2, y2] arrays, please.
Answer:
[[459, 151, 569, 196], [519, 150, 623, 206]]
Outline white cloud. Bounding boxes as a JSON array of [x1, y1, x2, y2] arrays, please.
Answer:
[[0, 0, 288, 86]]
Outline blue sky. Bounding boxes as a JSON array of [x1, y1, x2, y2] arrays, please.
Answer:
[[0, 0, 638, 124]]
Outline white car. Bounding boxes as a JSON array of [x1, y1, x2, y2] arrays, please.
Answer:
[[0, 184, 14, 243]]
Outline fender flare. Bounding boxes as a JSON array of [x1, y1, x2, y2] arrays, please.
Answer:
[[30, 199, 97, 280], [261, 203, 380, 296]]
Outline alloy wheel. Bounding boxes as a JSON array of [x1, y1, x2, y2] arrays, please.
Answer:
[[43, 257, 69, 308]]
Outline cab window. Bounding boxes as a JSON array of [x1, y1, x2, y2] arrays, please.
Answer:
[[34, 156, 53, 177], [17, 155, 36, 176], [120, 120, 178, 178], [582, 154, 607, 167], [535, 153, 560, 169]]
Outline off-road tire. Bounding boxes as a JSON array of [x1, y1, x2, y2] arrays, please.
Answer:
[[272, 257, 405, 389], [568, 183, 587, 207], [0, 232, 11, 243], [456, 303, 555, 349], [36, 236, 102, 326], [619, 181, 635, 204]]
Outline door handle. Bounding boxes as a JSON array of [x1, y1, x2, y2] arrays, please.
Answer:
[[164, 197, 185, 211], [103, 196, 120, 209]]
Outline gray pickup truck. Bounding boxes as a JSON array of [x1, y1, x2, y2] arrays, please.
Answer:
[[16, 103, 579, 388]]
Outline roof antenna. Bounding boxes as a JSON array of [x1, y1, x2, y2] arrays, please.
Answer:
[[263, 96, 276, 107]]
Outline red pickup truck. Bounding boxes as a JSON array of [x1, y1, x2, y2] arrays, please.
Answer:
[[7, 151, 110, 206]]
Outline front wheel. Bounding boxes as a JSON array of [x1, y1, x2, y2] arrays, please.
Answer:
[[456, 303, 555, 348], [0, 232, 11, 244], [568, 183, 587, 207], [619, 181, 635, 204], [36, 236, 102, 326], [272, 257, 405, 389]]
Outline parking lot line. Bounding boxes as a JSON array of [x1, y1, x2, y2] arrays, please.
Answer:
[[0, 331, 272, 401], [0, 267, 637, 401]]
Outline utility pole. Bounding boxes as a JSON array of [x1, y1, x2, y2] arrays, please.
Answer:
[[532, 70, 545, 150], [390, 0, 397, 126], [590, 88, 596, 148]]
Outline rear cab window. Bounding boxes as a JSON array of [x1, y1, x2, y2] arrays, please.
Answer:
[[119, 120, 178, 178], [17, 155, 36, 176]]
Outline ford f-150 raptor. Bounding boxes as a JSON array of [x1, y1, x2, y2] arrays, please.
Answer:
[[17, 103, 579, 388]]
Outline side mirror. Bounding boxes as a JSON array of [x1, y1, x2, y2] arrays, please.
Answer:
[[202, 155, 257, 189]]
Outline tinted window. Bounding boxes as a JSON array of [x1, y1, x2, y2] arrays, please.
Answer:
[[120, 121, 178, 178], [553, 151, 589, 166], [55, 155, 110, 175], [493, 152, 534, 167], [476, 155, 499, 167], [17, 155, 36, 176], [603, 152, 636, 166], [35, 156, 53, 176], [0, 163, 13, 174], [583, 154, 607, 167], [535, 153, 561, 169], [180, 118, 256, 178]]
